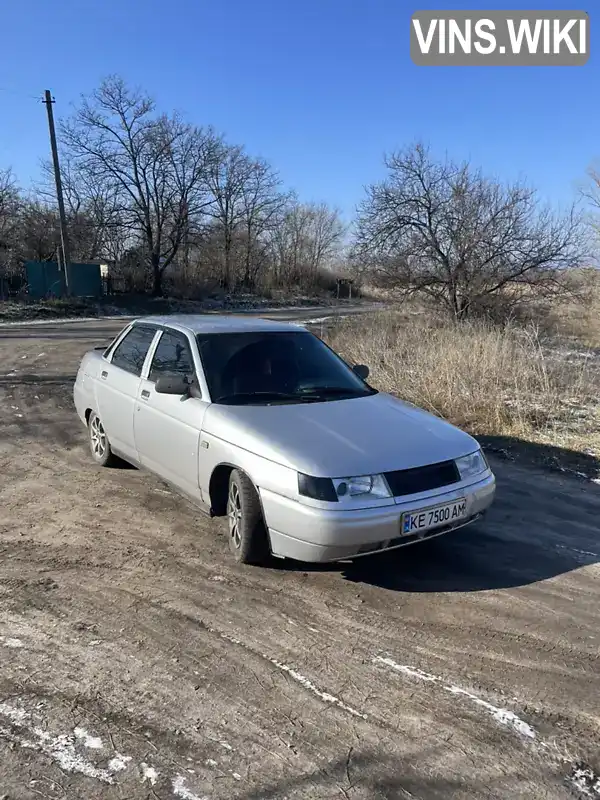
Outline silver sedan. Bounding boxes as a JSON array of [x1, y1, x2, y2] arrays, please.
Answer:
[[73, 315, 496, 564]]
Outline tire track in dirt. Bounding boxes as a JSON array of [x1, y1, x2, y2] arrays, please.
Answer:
[[1, 322, 600, 798]]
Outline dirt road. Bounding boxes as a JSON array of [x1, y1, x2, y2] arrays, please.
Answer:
[[0, 317, 599, 800]]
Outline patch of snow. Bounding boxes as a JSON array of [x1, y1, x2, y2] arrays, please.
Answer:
[[0, 706, 113, 783], [445, 685, 536, 739], [213, 627, 367, 719], [38, 730, 112, 781], [570, 763, 600, 798], [268, 658, 367, 719], [141, 763, 159, 785], [74, 726, 104, 749], [108, 753, 132, 772], [296, 316, 334, 326], [373, 655, 536, 739], [556, 544, 599, 559], [172, 774, 208, 800], [374, 658, 437, 683], [0, 703, 222, 792], [0, 636, 24, 648], [0, 703, 28, 723]]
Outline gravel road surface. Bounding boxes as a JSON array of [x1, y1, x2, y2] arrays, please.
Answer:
[[0, 313, 598, 800]]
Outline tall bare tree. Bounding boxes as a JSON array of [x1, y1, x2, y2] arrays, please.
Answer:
[[39, 156, 127, 263], [0, 169, 20, 276], [60, 76, 219, 295], [18, 201, 62, 264], [354, 143, 587, 319], [270, 200, 345, 287], [239, 159, 286, 289], [204, 144, 255, 290]]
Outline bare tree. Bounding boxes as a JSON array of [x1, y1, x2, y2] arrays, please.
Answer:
[[0, 169, 21, 276], [60, 76, 219, 295], [581, 164, 600, 251], [18, 201, 61, 263], [204, 144, 255, 290], [239, 160, 286, 289], [354, 143, 587, 319], [39, 156, 127, 263], [270, 200, 345, 288]]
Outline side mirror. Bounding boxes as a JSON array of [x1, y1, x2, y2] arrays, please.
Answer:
[[353, 364, 369, 380], [155, 374, 190, 395]]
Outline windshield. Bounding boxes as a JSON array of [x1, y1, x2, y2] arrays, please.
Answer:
[[195, 331, 376, 405]]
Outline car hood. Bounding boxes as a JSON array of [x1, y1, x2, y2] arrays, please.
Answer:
[[203, 392, 479, 477]]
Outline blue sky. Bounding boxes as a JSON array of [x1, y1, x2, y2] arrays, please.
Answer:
[[0, 0, 597, 219]]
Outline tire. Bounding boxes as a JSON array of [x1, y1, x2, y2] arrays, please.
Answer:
[[226, 469, 270, 565], [88, 411, 117, 467]]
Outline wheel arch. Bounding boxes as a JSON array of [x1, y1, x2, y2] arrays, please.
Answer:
[[208, 462, 269, 523], [208, 463, 237, 516]]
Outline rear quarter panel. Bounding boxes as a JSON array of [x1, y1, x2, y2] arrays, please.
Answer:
[[73, 349, 105, 424]]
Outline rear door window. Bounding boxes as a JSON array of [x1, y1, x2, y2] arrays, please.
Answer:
[[110, 326, 157, 376]]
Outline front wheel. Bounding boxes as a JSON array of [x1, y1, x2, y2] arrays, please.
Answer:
[[227, 469, 270, 565], [88, 412, 117, 467]]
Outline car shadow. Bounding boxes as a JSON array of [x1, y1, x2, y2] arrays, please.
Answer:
[[477, 434, 599, 482], [236, 747, 501, 800], [270, 437, 599, 593], [270, 522, 599, 593], [339, 523, 599, 593]]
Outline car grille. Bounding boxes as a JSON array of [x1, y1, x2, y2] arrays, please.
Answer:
[[384, 460, 460, 498]]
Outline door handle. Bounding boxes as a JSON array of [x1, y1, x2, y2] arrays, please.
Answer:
[[141, 390, 150, 399], [101, 370, 108, 379]]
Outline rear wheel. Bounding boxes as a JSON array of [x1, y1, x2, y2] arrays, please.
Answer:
[[88, 412, 117, 467], [227, 469, 270, 565]]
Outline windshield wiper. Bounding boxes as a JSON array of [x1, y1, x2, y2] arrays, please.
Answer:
[[298, 386, 376, 399], [215, 387, 377, 405], [215, 391, 302, 405]]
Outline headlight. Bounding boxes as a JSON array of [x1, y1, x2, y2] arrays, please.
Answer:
[[333, 474, 391, 499], [455, 449, 488, 481]]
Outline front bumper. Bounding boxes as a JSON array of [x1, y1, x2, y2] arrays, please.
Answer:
[[261, 471, 496, 562]]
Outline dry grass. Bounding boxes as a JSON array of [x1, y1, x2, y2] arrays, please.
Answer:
[[545, 269, 600, 348], [325, 311, 600, 465]]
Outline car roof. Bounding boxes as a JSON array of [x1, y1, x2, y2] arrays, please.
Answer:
[[133, 314, 305, 336]]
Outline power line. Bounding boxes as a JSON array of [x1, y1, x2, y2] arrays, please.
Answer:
[[0, 86, 43, 102]]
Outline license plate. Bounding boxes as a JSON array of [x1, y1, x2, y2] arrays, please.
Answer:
[[401, 498, 467, 535]]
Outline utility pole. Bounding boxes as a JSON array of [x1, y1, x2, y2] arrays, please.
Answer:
[[42, 90, 71, 296]]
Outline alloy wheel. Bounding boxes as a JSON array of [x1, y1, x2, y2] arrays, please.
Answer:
[[90, 416, 107, 459], [227, 482, 242, 549]]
